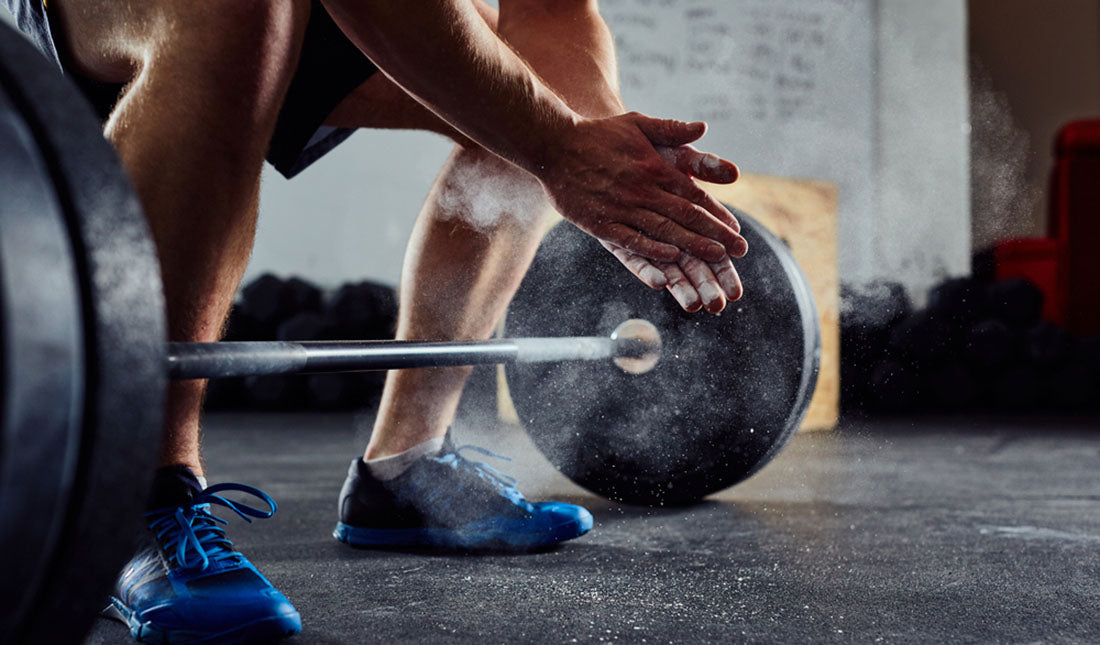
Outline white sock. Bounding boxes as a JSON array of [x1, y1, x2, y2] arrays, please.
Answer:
[[366, 436, 445, 481], [196, 476, 208, 490]]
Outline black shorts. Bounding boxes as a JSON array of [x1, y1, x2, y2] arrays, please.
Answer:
[[3, 0, 378, 178]]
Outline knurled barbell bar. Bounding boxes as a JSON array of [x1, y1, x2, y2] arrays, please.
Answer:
[[165, 318, 662, 380], [0, 19, 819, 645]]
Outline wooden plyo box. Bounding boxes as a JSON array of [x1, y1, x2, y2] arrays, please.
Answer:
[[702, 174, 839, 432], [497, 173, 839, 433]]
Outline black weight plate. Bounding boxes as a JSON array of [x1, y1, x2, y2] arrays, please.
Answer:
[[505, 210, 820, 506], [0, 20, 166, 644], [0, 80, 86, 641]]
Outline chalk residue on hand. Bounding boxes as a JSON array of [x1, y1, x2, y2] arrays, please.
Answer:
[[697, 282, 721, 307], [639, 265, 666, 287], [700, 153, 722, 172], [656, 145, 734, 182]]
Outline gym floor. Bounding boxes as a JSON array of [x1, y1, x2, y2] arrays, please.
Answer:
[[83, 412, 1099, 644]]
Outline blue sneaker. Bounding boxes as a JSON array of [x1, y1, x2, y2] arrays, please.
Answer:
[[334, 434, 593, 550], [106, 468, 301, 644]]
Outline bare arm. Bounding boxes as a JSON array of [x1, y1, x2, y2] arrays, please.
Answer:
[[321, 0, 747, 263], [322, 0, 573, 173]]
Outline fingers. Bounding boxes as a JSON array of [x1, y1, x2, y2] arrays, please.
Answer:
[[600, 223, 680, 263], [598, 196, 746, 266], [695, 191, 746, 249], [602, 238, 744, 314], [663, 254, 744, 314], [657, 145, 740, 184], [678, 254, 727, 314], [624, 207, 732, 264], [632, 113, 707, 147], [639, 184, 747, 259], [655, 175, 747, 253], [661, 263, 703, 312], [708, 256, 744, 302], [600, 241, 668, 290]]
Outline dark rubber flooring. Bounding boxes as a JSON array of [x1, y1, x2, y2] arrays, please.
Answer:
[[85, 413, 1100, 644]]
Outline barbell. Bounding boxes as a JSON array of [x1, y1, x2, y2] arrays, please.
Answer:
[[0, 19, 819, 645], [165, 318, 661, 380]]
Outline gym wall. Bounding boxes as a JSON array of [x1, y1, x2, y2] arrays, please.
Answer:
[[248, 0, 972, 303]]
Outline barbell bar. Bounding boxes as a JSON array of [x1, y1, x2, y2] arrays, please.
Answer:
[[166, 319, 663, 379]]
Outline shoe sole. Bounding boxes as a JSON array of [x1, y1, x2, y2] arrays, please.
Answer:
[[333, 515, 593, 550], [106, 596, 301, 644]]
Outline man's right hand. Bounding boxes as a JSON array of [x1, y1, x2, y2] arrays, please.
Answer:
[[537, 113, 746, 313], [536, 112, 747, 266]]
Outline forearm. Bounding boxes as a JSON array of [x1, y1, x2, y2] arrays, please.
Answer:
[[322, 0, 579, 175], [496, 1, 625, 120]]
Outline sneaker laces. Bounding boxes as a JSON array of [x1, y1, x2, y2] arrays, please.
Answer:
[[145, 483, 277, 572], [435, 445, 527, 506]]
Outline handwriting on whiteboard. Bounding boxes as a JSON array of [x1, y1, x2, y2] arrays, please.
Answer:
[[602, 0, 856, 125]]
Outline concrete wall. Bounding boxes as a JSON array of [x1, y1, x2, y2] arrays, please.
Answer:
[[875, 0, 971, 293], [968, 0, 1100, 250], [250, 0, 972, 300], [251, 131, 452, 287]]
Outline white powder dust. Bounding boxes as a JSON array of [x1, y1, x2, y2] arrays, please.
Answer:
[[656, 145, 732, 181], [434, 153, 549, 231]]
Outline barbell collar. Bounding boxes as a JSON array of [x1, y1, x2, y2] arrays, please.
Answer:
[[167, 335, 636, 380]]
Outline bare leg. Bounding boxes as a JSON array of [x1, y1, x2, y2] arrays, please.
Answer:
[[51, 0, 310, 475], [326, 0, 624, 458], [363, 149, 554, 457]]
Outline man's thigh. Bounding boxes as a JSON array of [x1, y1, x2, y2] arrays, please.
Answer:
[[50, 0, 292, 82], [45, 0, 330, 176], [44, 0, 146, 81]]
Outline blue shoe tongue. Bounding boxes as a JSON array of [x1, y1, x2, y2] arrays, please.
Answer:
[[147, 465, 204, 510]]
